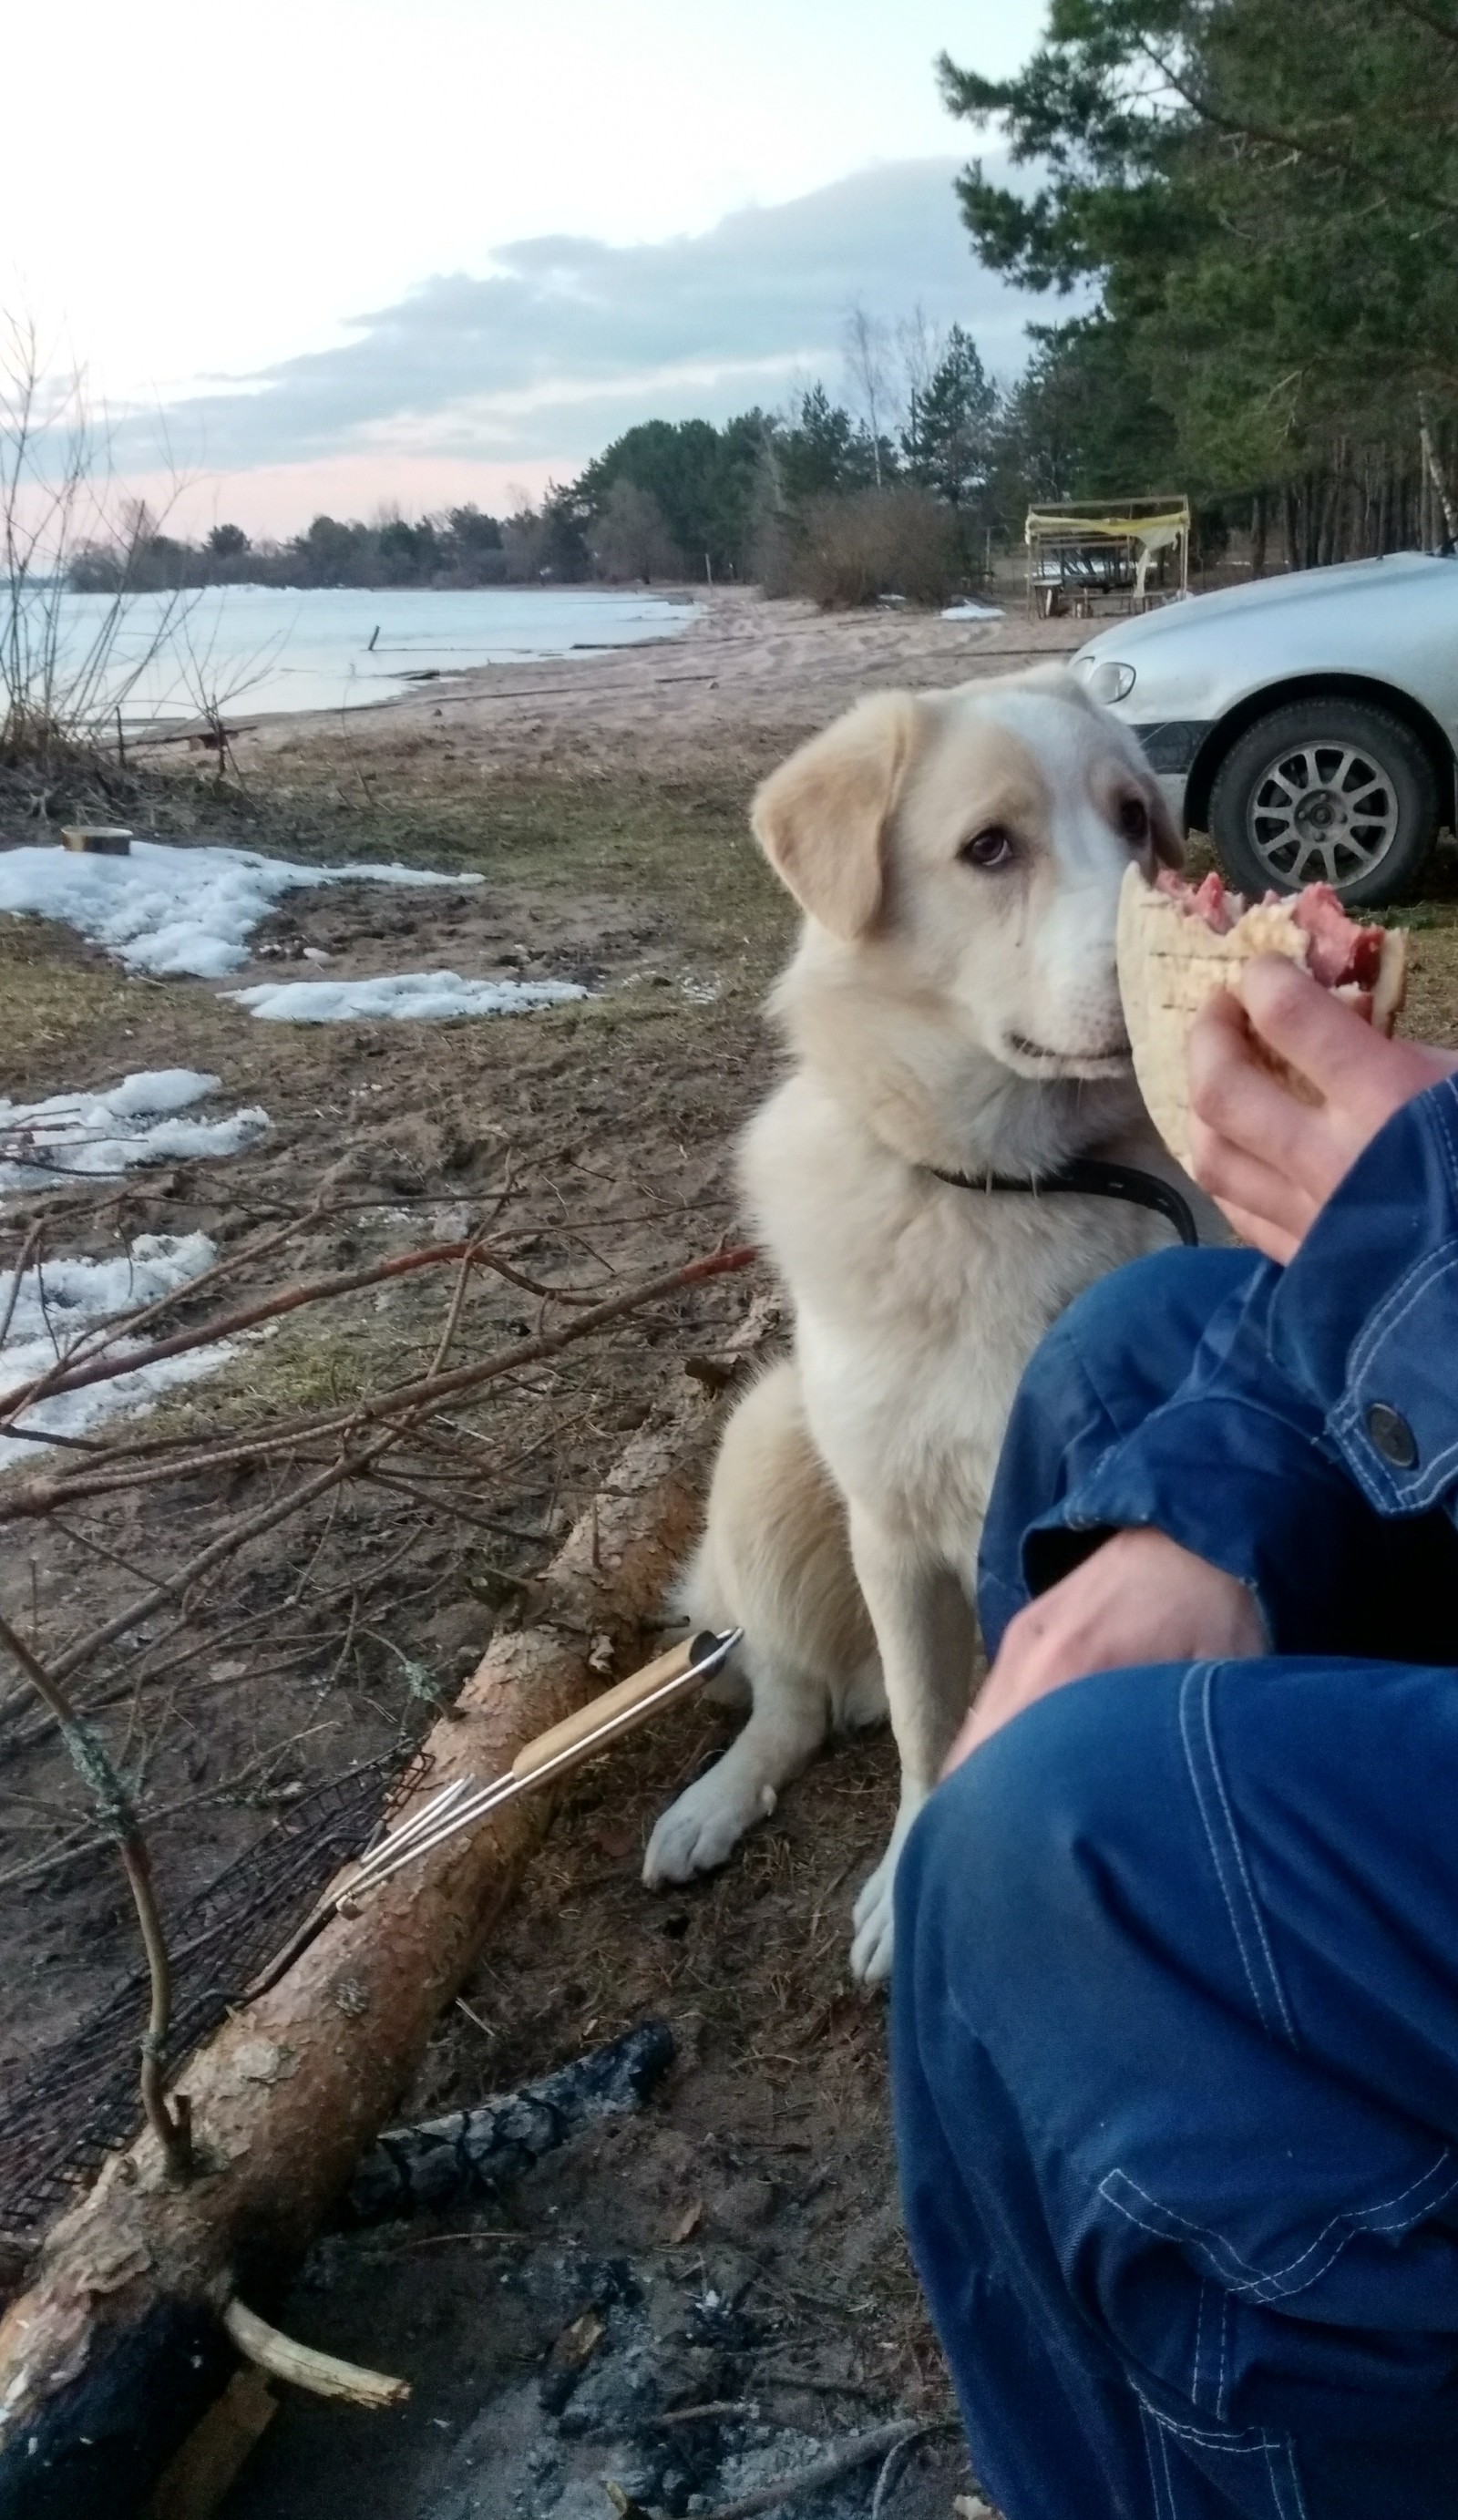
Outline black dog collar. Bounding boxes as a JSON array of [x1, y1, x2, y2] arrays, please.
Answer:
[[929, 1154, 1199, 1248]]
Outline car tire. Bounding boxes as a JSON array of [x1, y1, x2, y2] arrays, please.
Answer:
[[1206, 697, 1441, 907]]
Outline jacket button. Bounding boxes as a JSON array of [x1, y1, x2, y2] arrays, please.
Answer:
[[1366, 1403, 1418, 1469]]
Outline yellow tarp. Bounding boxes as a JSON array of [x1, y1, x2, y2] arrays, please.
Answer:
[[1025, 507, 1189, 544]]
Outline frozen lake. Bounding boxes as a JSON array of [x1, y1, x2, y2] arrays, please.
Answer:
[[21, 585, 701, 726]]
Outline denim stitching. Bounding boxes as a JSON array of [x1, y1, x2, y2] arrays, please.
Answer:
[[1134, 2393, 1278, 2453], [1340, 1092, 1458, 1369], [1191, 2277, 1206, 2412], [1100, 2150, 1458, 2302], [1199, 1665, 1299, 2048], [1344, 1242, 1458, 1383], [1281, 2439, 1312, 2520], [1263, 2440, 1286, 2519], [1178, 1666, 1284, 2041], [1216, 2287, 1230, 2424], [1138, 2402, 1175, 2520], [1323, 1077, 1458, 1388], [1330, 1313, 1458, 1505], [1155, 2413, 1180, 2518], [1331, 1234, 1458, 1507], [1329, 1392, 1458, 1512], [1138, 2393, 1309, 2520]]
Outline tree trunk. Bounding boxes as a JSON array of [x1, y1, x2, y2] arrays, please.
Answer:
[[0, 1355, 762, 2520], [1250, 489, 1268, 579], [1420, 400, 1458, 546]]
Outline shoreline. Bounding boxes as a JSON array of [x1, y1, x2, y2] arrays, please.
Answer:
[[231, 582, 1089, 785]]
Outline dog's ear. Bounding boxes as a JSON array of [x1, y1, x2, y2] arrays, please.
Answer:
[[751, 693, 921, 940]]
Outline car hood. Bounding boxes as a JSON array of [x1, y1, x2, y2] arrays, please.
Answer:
[[1079, 550, 1455, 659]]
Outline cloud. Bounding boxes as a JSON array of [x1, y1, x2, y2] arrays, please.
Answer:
[[128, 158, 1041, 480]]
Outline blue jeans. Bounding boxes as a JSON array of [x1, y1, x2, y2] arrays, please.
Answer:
[[891, 1251, 1458, 2518]]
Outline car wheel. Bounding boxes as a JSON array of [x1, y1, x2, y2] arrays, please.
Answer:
[[1206, 698, 1441, 907]]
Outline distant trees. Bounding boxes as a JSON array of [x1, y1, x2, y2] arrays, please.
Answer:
[[446, 504, 502, 567], [574, 415, 767, 580], [589, 481, 683, 582], [68, 501, 528, 594]]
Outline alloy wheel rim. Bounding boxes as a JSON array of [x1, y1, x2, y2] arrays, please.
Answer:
[[1247, 740, 1401, 886]]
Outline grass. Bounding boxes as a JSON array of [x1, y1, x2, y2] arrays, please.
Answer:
[[241, 742, 788, 954], [0, 915, 144, 1072], [139, 1315, 379, 1444]]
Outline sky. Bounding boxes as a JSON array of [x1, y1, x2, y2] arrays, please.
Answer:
[[5, 1, 1052, 539]]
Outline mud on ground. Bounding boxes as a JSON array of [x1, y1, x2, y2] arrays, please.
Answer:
[[5, 592, 1458, 2517]]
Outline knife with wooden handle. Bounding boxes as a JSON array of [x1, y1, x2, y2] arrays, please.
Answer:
[[242, 1628, 742, 1999]]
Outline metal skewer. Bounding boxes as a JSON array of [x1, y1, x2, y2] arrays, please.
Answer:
[[352, 1626, 742, 1893], [354, 1773, 470, 1874], [241, 1626, 742, 2001]]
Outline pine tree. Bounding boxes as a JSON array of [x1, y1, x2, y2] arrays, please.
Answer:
[[900, 327, 999, 508]]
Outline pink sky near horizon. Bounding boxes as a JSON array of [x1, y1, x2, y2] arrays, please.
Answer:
[[131, 453, 568, 544]]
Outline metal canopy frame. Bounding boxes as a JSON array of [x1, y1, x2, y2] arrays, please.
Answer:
[[1025, 495, 1191, 620]]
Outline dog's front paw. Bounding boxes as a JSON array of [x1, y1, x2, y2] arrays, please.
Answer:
[[642, 1762, 775, 1888], [849, 1847, 898, 1983]]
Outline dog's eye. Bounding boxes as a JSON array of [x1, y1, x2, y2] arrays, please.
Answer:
[[1117, 795, 1149, 846], [960, 826, 1016, 870]]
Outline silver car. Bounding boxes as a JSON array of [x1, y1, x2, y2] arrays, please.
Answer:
[[1072, 550, 1458, 904]]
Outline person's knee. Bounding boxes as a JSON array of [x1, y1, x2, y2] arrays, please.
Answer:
[[1026, 1246, 1249, 1417], [897, 1664, 1183, 2022], [978, 1249, 1258, 1651]]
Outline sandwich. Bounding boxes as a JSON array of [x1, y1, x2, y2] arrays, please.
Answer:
[[1116, 865, 1408, 1171]]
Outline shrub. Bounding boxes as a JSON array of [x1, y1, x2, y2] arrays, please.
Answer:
[[785, 487, 965, 609], [589, 479, 683, 583]]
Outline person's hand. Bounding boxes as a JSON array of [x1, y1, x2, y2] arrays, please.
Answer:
[[1187, 956, 1457, 1263], [944, 1527, 1266, 1772]]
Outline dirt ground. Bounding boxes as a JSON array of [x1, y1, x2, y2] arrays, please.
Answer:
[[5, 587, 1458, 2519]]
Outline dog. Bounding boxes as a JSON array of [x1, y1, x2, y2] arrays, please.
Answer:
[[642, 665, 1209, 1980]]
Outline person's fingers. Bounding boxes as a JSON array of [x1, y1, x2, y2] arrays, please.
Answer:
[[1237, 954, 1404, 1099], [1207, 1195, 1299, 1265], [1186, 1107, 1315, 1242], [1187, 994, 1329, 1185]]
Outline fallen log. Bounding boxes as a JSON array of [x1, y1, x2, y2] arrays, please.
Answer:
[[0, 1366, 747, 2520]]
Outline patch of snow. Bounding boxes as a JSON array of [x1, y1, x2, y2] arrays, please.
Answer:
[[226, 972, 588, 1023], [0, 1070, 270, 1194], [0, 839, 480, 979], [941, 599, 1003, 621], [679, 974, 722, 1004], [0, 1231, 231, 1463]]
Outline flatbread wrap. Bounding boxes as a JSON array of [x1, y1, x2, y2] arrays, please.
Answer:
[[1116, 866, 1407, 1171]]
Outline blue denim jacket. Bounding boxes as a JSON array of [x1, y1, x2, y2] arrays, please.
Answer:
[[1024, 1075, 1458, 1648]]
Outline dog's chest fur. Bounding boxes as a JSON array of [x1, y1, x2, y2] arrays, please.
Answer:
[[744, 1067, 1169, 1558]]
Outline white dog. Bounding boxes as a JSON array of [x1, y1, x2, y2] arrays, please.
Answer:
[[643, 667, 1207, 1980]]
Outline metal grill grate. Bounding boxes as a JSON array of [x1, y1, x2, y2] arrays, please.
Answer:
[[0, 1747, 421, 2242]]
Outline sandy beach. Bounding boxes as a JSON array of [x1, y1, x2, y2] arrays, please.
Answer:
[[234, 581, 1088, 787]]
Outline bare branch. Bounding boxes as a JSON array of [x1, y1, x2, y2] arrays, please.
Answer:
[[0, 1608, 190, 2174], [1, 1242, 757, 1523]]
